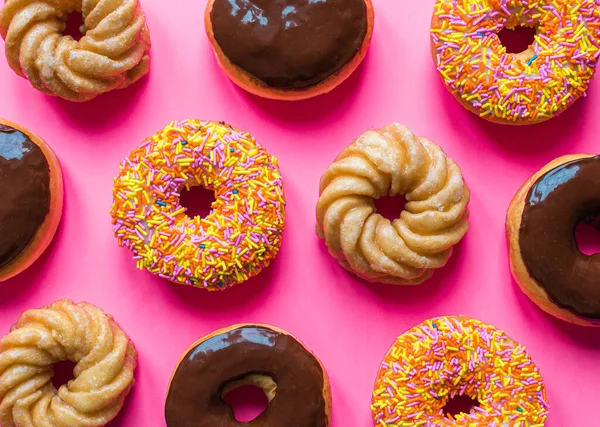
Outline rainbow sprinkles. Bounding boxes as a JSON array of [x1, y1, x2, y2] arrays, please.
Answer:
[[371, 317, 549, 426], [111, 120, 285, 290], [431, 0, 600, 124]]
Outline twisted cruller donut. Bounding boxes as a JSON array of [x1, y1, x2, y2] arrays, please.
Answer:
[[316, 124, 470, 285], [0, 0, 151, 101], [0, 299, 137, 426]]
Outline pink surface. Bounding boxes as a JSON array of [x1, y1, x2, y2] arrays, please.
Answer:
[[1, 0, 600, 425]]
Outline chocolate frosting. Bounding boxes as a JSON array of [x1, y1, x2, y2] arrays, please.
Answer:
[[165, 325, 328, 427], [210, 0, 368, 89], [0, 125, 50, 269], [519, 156, 600, 319]]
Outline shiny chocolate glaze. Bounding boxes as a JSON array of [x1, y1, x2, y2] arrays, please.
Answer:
[[210, 0, 368, 89], [519, 156, 600, 319], [165, 325, 328, 427], [0, 124, 50, 269]]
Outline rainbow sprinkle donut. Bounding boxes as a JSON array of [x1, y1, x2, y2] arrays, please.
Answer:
[[431, 0, 600, 124], [110, 120, 285, 290], [371, 316, 549, 426]]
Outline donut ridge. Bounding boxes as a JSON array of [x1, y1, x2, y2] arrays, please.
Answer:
[[0, 0, 151, 101], [0, 299, 137, 427], [316, 124, 470, 285]]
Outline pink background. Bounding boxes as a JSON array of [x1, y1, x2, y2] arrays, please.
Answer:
[[1, 0, 600, 425]]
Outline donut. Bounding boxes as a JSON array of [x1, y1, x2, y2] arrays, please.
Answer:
[[430, 0, 600, 124], [165, 324, 331, 427], [0, 0, 151, 102], [204, 0, 374, 101], [371, 316, 549, 426], [316, 124, 470, 285], [507, 154, 600, 326], [0, 299, 137, 426], [110, 120, 286, 290], [0, 119, 63, 282]]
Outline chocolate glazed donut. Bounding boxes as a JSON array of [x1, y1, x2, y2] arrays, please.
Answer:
[[165, 324, 331, 427], [204, 0, 374, 101], [0, 119, 63, 281], [507, 154, 600, 326], [209, 0, 368, 90], [0, 124, 50, 268]]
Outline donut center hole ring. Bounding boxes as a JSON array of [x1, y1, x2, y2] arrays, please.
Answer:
[[222, 374, 277, 403], [443, 393, 481, 419], [492, 20, 539, 64], [497, 24, 538, 58], [576, 216, 600, 256], [372, 194, 408, 222], [221, 374, 274, 422], [64, 10, 87, 40], [178, 184, 217, 220]]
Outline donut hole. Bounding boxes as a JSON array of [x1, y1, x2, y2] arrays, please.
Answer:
[[222, 384, 270, 422], [374, 194, 407, 222], [64, 11, 85, 41], [51, 360, 77, 390], [498, 25, 537, 55], [443, 394, 480, 419], [576, 219, 600, 256], [179, 185, 216, 219]]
